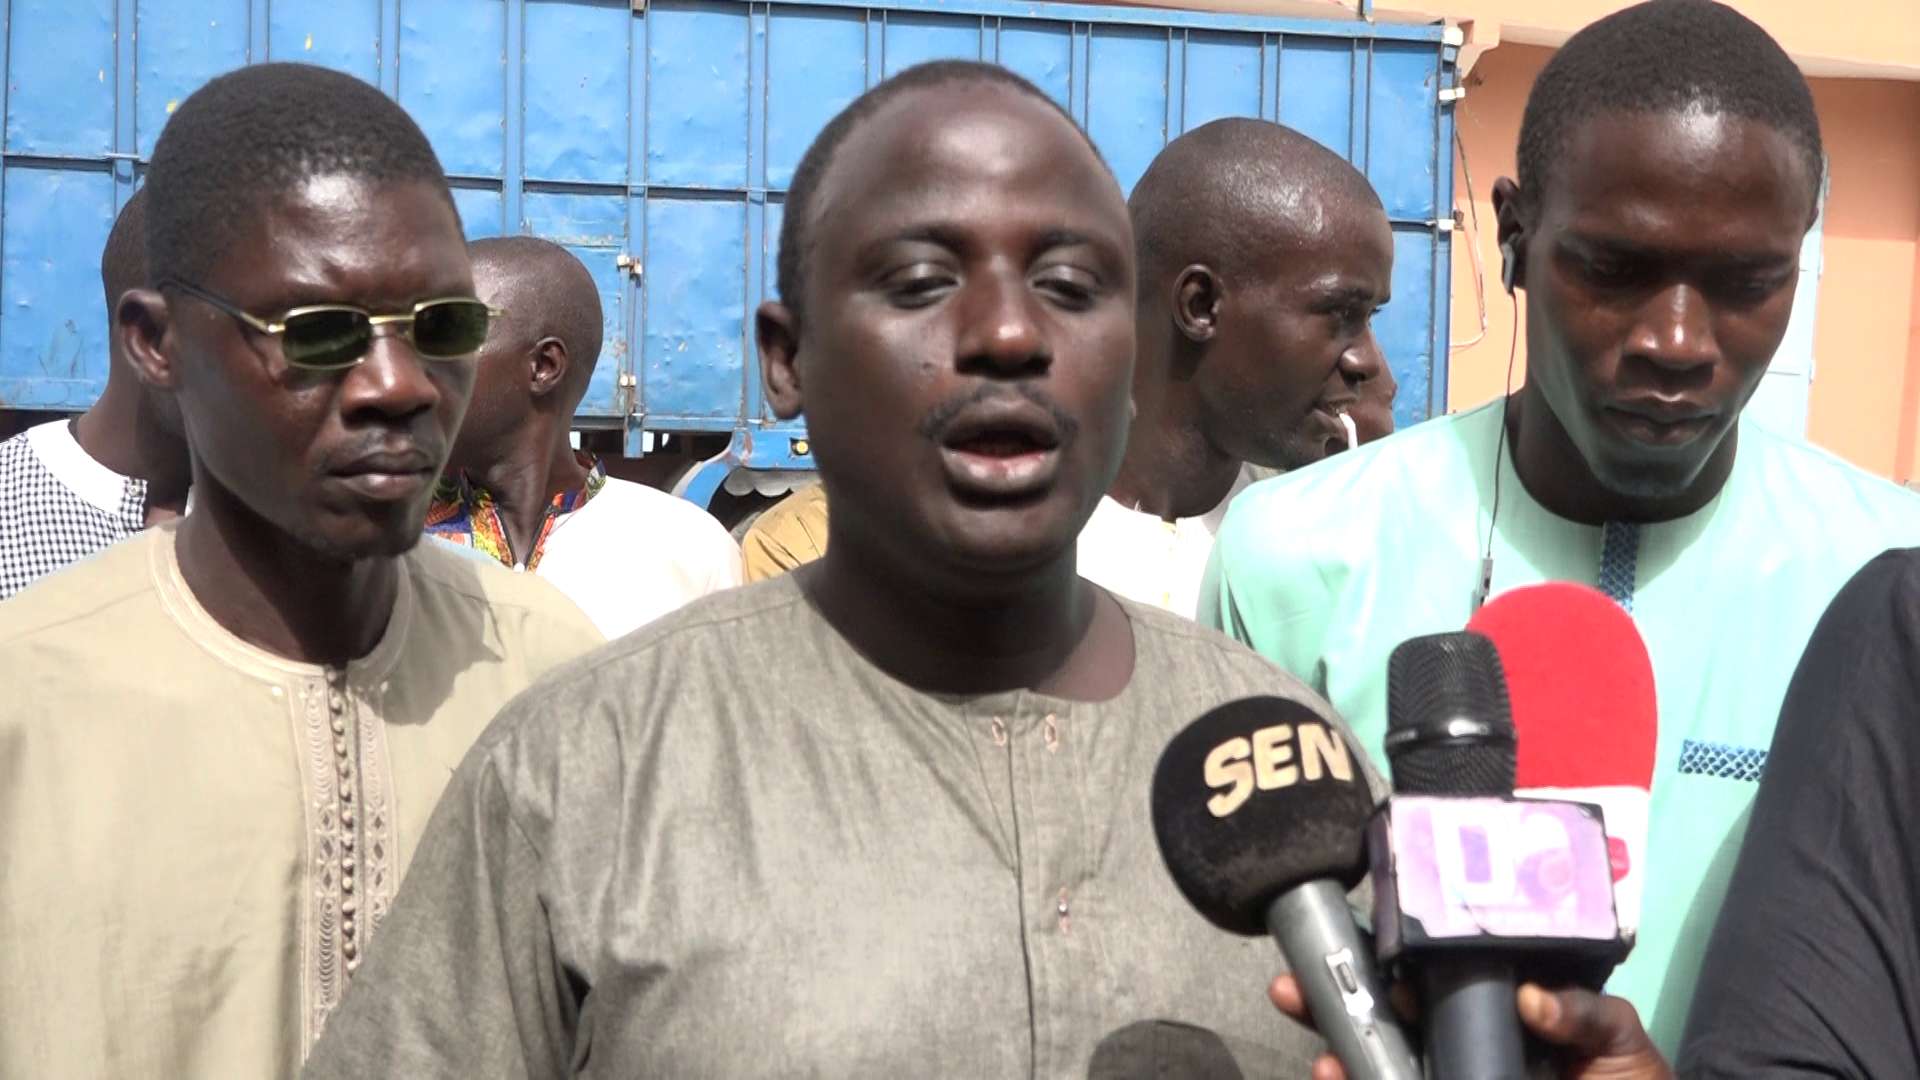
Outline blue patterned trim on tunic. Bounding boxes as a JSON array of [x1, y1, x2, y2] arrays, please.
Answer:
[[1677, 738, 1768, 783], [1598, 522, 1641, 614]]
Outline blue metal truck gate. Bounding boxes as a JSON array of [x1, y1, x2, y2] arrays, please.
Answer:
[[0, 0, 1457, 507]]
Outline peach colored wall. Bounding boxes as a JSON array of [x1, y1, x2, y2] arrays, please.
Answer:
[[1445, 47, 1920, 480], [1446, 44, 1544, 412], [1122, 1, 1920, 78], [1444, 0, 1920, 77], [1803, 80, 1920, 479], [1905, 235, 1920, 478]]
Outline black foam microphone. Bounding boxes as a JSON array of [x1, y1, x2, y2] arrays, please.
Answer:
[[1152, 696, 1420, 1080], [1385, 631, 1527, 1080]]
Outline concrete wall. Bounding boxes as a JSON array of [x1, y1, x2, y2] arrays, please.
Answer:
[[1806, 79, 1920, 478], [1908, 240, 1920, 477], [1127, 0, 1920, 78], [1445, 42, 1545, 413], [1447, 0, 1920, 79]]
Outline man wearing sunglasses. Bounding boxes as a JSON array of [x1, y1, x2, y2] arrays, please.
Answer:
[[425, 236, 742, 638], [0, 63, 602, 1078]]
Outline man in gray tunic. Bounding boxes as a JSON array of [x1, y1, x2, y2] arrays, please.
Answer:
[[307, 60, 1372, 1079]]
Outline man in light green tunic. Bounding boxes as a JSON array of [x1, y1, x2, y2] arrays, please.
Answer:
[[1203, 0, 1920, 1055]]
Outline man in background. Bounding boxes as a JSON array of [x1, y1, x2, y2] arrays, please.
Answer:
[[425, 236, 740, 637], [1078, 117, 1396, 617], [0, 188, 190, 597], [741, 119, 1397, 599]]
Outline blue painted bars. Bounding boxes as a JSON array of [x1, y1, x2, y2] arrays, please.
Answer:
[[0, 0, 1457, 499]]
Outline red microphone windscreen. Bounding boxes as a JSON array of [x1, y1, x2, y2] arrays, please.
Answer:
[[1465, 583, 1656, 790]]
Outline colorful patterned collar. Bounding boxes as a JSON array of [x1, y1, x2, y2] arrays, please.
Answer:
[[423, 452, 606, 572]]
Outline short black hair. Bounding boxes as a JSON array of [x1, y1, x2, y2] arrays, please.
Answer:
[[1130, 118, 1382, 295], [776, 60, 1103, 327], [101, 186, 148, 310], [145, 62, 454, 286], [1517, 0, 1824, 217], [469, 236, 605, 404]]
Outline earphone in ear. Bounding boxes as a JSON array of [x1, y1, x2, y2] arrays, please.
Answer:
[[1479, 237, 1524, 610]]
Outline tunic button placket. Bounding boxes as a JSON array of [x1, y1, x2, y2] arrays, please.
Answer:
[[327, 670, 362, 971]]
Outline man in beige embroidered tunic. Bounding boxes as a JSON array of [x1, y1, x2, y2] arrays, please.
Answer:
[[306, 62, 1373, 1079], [0, 64, 602, 1078]]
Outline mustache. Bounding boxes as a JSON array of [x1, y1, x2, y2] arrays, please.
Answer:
[[915, 383, 1081, 445], [316, 431, 446, 474]]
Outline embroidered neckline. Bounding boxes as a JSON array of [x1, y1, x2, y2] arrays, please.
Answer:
[[147, 522, 413, 684]]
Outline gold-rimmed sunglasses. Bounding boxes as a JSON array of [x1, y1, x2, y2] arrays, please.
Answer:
[[160, 278, 501, 372]]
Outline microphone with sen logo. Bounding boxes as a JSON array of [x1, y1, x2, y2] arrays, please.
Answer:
[[1152, 695, 1421, 1080], [1151, 583, 1655, 1080]]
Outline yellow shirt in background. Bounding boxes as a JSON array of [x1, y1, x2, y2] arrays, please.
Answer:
[[740, 481, 830, 582], [0, 524, 603, 1077]]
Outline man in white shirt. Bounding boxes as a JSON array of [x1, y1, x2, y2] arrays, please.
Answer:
[[425, 236, 741, 637], [0, 188, 191, 597], [1077, 118, 1395, 616]]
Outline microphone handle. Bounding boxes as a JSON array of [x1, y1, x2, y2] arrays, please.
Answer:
[[1421, 952, 1528, 1080], [1265, 879, 1421, 1080]]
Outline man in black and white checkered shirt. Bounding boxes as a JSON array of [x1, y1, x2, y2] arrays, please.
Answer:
[[0, 188, 189, 599]]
